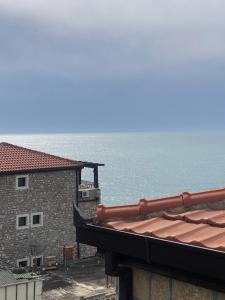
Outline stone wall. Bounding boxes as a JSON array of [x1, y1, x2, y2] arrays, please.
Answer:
[[78, 200, 99, 219], [78, 200, 99, 258], [132, 268, 225, 300], [0, 170, 97, 266]]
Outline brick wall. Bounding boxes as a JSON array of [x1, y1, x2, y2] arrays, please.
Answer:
[[132, 268, 225, 300]]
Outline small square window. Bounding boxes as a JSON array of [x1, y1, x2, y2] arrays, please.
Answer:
[[18, 260, 28, 268], [16, 175, 29, 190], [31, 212, 43, 227], [18, 177, 26, 187], [82, 191, 89, 198], [19, 216, 27, 227], [17, 258, 29, 268], [16, 214, 29, 229], [33, 215, 40, 225]]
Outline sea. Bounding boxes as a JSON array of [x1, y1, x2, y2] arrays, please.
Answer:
[[1, 131, 225, 206]]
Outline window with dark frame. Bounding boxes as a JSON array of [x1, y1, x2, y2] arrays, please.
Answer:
[[18, 260, 28, 268], [16, 175, 28, 189], [31, 212, 43, 227], [18, 216, 27, 227], [33, 257, 42, 267], [33, 214, 40, 225], [18, 177, 26, 187]]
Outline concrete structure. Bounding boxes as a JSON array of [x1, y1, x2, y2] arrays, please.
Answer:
[[75, 187, 225, 300], [0, 142, 104, 268], [0, 270, 42, 300], [132, 268, 225, 300]]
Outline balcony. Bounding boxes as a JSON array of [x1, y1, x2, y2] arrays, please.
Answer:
[[79, 180, 95, 189], [79, 180, 101, 202]]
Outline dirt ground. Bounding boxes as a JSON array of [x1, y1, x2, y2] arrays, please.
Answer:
[[42, 257, 116, 300]]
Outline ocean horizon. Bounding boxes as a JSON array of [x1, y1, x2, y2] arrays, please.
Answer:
[[1, 131, 225, 205]]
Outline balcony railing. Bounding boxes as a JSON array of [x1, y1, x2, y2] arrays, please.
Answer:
[[79, 180, 95, 190]]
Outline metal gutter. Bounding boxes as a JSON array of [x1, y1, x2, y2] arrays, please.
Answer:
[[74, 206, 225, 293]]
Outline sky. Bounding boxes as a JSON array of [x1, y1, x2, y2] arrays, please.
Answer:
[[0, 0, 225, 133]]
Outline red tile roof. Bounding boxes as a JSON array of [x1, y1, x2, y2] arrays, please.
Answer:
[[105, 209, 225, 251], [0, 142, 84, 174], [95, 187, 225, 252], [96, 188, 225, 221]]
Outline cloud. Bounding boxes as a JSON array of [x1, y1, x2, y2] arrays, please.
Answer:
[[1, 0, 225, 33], [0, 0, 225, 76], [0, 1, 225, 133]]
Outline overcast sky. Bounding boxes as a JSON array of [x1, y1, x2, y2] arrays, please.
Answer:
[[0, 0, 225, 133]]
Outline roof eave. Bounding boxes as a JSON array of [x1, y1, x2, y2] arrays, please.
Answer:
[[74, 206, 225, 293], [81, 162, 105, 167], [0, 165, 82, 176]]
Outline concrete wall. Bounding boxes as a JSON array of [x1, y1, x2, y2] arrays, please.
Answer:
[[79, 188, 100, 203], [0, 170, 97, 266], [0, 280, 42, 300], [132, 268, 225, 300]]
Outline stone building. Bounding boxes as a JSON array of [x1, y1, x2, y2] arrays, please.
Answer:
[[75, 187, 225, 300], [0, 142, 103, 268]]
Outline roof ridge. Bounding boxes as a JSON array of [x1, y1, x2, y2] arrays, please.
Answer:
[[0, 142, 82, 164], [96, 187, 225, 221]]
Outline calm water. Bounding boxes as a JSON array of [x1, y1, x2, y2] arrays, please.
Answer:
[[1, 132, 225, 205]]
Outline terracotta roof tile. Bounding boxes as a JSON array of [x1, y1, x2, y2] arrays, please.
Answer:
[[163, 210, 225, 226], [105, 209, 225, 251], [97, 186, 225, 252], [0, 142, 84, 173], [96, 188, 225, 221]]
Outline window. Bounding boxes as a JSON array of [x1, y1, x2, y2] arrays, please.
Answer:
[[16, 214, 29, 229], [32, 256, 43, 267], [16, 175, 29, 190], [31, 212, 43, 227], [17, 258, 29, 268], [82, 191, 89, 198], [19, 217, 27, 226]]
